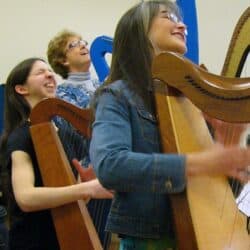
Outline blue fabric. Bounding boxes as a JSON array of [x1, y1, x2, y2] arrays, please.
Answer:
[[90, 80, 186, 239], [56, 72, 100, 109]]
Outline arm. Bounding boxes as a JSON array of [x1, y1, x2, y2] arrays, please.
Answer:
[[90, 88, 250, 194], [186, 144, 250, 183], [90, 89, 186, 193], [11, 151, 113, 212]]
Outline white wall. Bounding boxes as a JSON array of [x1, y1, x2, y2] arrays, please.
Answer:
[[0, 0, 249, 83], [196, 0, 249, 74]]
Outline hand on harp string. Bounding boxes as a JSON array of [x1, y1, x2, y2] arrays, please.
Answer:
[[72, 159, 96, 182], [72, 158, 114, 201], [186, 144, 250, 184]]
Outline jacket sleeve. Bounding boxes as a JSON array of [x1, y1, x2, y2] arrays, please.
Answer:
[[90, 89, 187, 193]]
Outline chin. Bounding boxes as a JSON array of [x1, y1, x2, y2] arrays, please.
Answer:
[[175, 41, 187, 53], [179, 48, 187, 55], [47, 93, 56, 99], [162, 42, 187, 56], [173, 45, 187, 55]]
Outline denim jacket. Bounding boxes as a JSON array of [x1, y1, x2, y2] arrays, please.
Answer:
[[90, 80, 186, 239]]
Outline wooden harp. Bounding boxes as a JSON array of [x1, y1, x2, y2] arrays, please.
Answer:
[[29, 98, 102, 250], [152, 51, 250, 250]]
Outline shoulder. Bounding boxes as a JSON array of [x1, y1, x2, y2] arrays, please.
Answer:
[[99, 80, 130, 97], [100, 80, 142, 107], [91, 80, 145, 116], [56, 82, 72, 93], [92, 80, 129, 105], [8, 123, 30, 143], [7, 122, 32, 154]]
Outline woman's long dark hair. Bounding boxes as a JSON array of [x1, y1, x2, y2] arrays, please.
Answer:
[[0, 58, 45, 179], [106, 0, 180, 111]]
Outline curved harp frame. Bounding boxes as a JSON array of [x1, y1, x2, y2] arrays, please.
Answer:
[[152, 53, 250, 250], [30, 98, 102, 250], [221, 7, 250, 77], [152, 7, 250, 249], [152, 52, 250, 122]]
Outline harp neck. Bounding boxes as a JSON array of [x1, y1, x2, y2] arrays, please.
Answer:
[[30, 98, 93, 138], [152, 52, 250, 123]]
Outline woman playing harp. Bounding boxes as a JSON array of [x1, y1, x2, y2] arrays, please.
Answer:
[[89, 1, 250, 250], [0, 58, 113, 250]]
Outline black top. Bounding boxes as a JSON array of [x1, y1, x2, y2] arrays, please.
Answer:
[[6, 121, 87, 250]]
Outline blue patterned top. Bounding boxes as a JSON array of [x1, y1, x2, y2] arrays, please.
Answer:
[[54, 71, 100, 161], [56, 72, 101, 108]]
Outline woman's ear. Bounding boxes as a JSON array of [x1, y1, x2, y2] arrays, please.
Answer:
[[62, 60, 69, 67], [14, 85, 28, 95], [60, 56, 69, 67]]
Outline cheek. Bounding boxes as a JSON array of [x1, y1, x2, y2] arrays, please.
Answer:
[[152, 29, 187, 54], [149, 24, 172, 49], [151, 33, 172, 53]]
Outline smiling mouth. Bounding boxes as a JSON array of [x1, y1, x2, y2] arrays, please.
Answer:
[[80, 50, 89, 55], [45, 82, 56, 88], [174, 33, 185, 42]]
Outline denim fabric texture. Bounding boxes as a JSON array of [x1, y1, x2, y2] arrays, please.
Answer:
[[90, 80, 186, 239]]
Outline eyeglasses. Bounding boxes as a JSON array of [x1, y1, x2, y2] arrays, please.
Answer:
[[165, 12, 181, 24], [66, 39, 88, 52], [165, 12, 188, 36]]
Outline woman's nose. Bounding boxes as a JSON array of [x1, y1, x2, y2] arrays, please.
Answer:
[[46, 70, 54, 78], [178, 22, 188, 36]]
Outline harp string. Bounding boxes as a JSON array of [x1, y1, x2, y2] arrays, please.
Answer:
[[218, 7, 250, 243], [54, 115, 112, 249]]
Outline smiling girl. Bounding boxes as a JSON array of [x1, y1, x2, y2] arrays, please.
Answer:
[[0, 58, 112, 250]]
